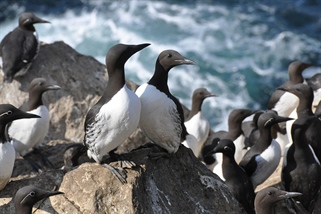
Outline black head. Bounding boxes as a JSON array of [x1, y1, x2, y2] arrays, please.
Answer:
[[277, 83, 313, 100], [192, 88, 217, 103], [29, 78, 61, 95], [255, 187, 302, 210], [307, 73, 321, 91], [257, 111, 293, 129], [14, 185, 63, 214], [0, 104, 40, 126], [210, 139, 235, 157], [288, 61, 312, 82], [228, 109, 257, 125], [105, 43, 150, 75], [157, 50, 195, 72], [291, 115, 315, 139], [19, 12, 50, 30]]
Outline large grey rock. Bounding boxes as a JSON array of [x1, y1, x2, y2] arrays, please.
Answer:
[[52, 145, 246, 214]]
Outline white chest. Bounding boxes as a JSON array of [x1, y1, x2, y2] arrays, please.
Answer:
[[0, 142, 15, 190], [136, 84, 182, 153]]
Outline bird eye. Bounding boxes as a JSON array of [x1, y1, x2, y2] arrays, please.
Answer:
[[268, 191, 272, 195], [168, 53, 172, 58], [223, 146, 229, 150], [7, 111, 12, 115], [29, 191, 36, 197]]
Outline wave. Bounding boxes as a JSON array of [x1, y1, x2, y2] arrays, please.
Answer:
[[1, 0, 320, 130]]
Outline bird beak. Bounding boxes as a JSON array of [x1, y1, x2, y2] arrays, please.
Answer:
[[45, 190, 64, 197], [46, 85, 61, 91], [278, 191, 302, 199], [34, 16, 51, 24], [174, 58, 195, 65]]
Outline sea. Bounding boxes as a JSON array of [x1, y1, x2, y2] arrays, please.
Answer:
[[0, 0, 320, 131]]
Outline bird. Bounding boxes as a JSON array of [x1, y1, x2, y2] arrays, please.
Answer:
[[84, 43, 150, 184], [202, 108, 256, 180], [205, 139, 255, 214], [268, 61, 311, 117], [241, 110, 264, 148], [0, 12, 50, 83], [254, 186, 302, 214], [267, 61, 312, 153], [135, 49, 195, 155], [0, 104, 40, 191], [14, 185, 63, 214], [8, 78, 61, 168], [239, 111, 292, 189], [183, 88, 216, 157], [282, 115, 321, 213]]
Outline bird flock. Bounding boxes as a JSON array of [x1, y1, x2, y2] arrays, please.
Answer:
[[0, 12, 321, 214]]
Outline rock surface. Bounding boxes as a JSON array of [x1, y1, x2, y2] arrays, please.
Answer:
[[0, 41, 320, 214]]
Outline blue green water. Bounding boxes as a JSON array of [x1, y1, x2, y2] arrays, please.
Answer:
[[1, 0, 320, 130]]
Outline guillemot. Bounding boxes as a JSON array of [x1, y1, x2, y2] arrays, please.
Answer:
[[239, 111, 292, 189], [14, 185, 63, 214], [84, 43, 149, 184], [183, 88, 216, 157], [205, 139, 255, 214], [0, 12, 50, 83], [135, 50, 195, 155], [9, 78, 60, 171], [282, 115, 321, 213], [0, 104, 40, 191], [254, 186, 302, 214]]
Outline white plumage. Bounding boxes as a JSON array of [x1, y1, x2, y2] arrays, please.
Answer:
[[86, 85, 141, 163], [0, 142, 15, 190], [136, 83, 181, 154], [9, 105, 50, 157]]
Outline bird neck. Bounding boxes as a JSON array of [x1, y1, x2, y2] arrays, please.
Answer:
[[99, 68, 125, 104], [15, 204, 32, 214], [296, 96, 314, 117], [187, 99, 203, 121], [255, 204, 275, 214], [20, 24, 36, 32], [148, 61, 170, 94], [0, 124, 6, 143], [27, 92, 43, 111], [259, 127, 272, 147]]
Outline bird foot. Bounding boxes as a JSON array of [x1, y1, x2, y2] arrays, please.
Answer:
[[103, 164, 128, 184], [119, 160, 136, 169]]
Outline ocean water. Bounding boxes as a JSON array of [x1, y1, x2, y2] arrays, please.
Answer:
[[1, 0, 320, 131]]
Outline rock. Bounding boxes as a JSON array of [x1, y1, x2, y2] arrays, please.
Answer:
[[52, 145, 246, 214]]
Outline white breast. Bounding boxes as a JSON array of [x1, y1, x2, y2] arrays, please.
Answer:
[[182, 134, 199, 157], [251, 140, 281, 189], [0, 142, 15, 190], [86, 85, 141, 163], [184, 111, 210, 155], [9, 105, 50, 156], [136, 83, 181, 154]]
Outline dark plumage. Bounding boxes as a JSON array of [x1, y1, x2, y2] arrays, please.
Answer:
[[14, 185, 63, 214], [206, 139, 255, 214], [255, 186, 302, 214], [0, 12, 50, 82], [282, 116, 321, 213]]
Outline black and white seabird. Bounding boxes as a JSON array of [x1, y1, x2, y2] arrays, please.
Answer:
[[14, 185, 63, 214], [0, 13, 50, 83], [84, 43, 150, 184], [239, 111, 292, 189], [135, 50, 195, 155], [9, 78, 61, 161], [282, 115, 321, 213], [241, 110, 264, 148], [255, 186, 302, 214], [0, 104, 40, 190], [267, 61, 312, 153], [205, 139, 255, 214], [183, 88, 216, 157]]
